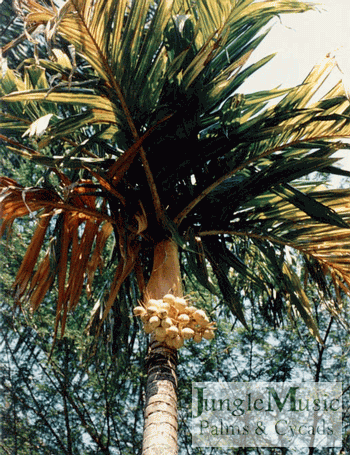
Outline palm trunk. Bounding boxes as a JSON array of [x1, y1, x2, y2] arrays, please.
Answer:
[[142, 339, 178, 455], [142, 239, 181, 455]]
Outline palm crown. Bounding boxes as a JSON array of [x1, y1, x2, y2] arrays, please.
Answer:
[[2, 0, 350, 343]]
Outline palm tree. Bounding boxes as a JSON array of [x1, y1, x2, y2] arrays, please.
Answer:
[[2, 0, 350, 453]]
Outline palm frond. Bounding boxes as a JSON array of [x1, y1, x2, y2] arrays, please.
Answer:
[[0, 176, 115, 334], [197, 184, 350, 335]]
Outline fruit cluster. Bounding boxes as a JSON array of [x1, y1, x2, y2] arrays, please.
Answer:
[[133, 294, 215, 349]]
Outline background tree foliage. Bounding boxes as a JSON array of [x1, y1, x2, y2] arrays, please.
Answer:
[[1, 242, 349, 454]]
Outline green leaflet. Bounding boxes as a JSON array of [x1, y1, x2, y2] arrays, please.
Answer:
[[205, 54, 276, 110], [273, 184, 349, 229], [2, 88, 118, 112], [187, 229, 218, 295]]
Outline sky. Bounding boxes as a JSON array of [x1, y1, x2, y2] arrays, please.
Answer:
[[240, 0, 350, 175], [243, 0, 350, 91]]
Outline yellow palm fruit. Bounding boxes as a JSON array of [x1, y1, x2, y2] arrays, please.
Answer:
[[158, 301, 170, 318], [181, 327, 194, 339], [147, 305, 159, 315], [154, 327, 167, 341], [148, 315, 161, 330], [177, 313, 190, 324], [168, 306, 178, 318], [133, 306, 147, 317], [143, 323, 153, 334], [193, 332, 202, 343], [174, 297, 187, 312], [159, 301, 170, 310], [187, 320, 198, 330], [161, 317, 173, 329], [185, 306, 197, 315], [172, 335, 184, 349], [198, 320, 211, 328], [202, 329, 215, 340], [193, 309, 209, 323], [165, 337, 173, 348], [163, 294, 176, 305], [140, 313, 150, 323], [155, 326, 167, 338], [147, 298, 160, 306], [166, 325, 179, 338], [158, 308, 168, 319], [166, 335, 184, 349]]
